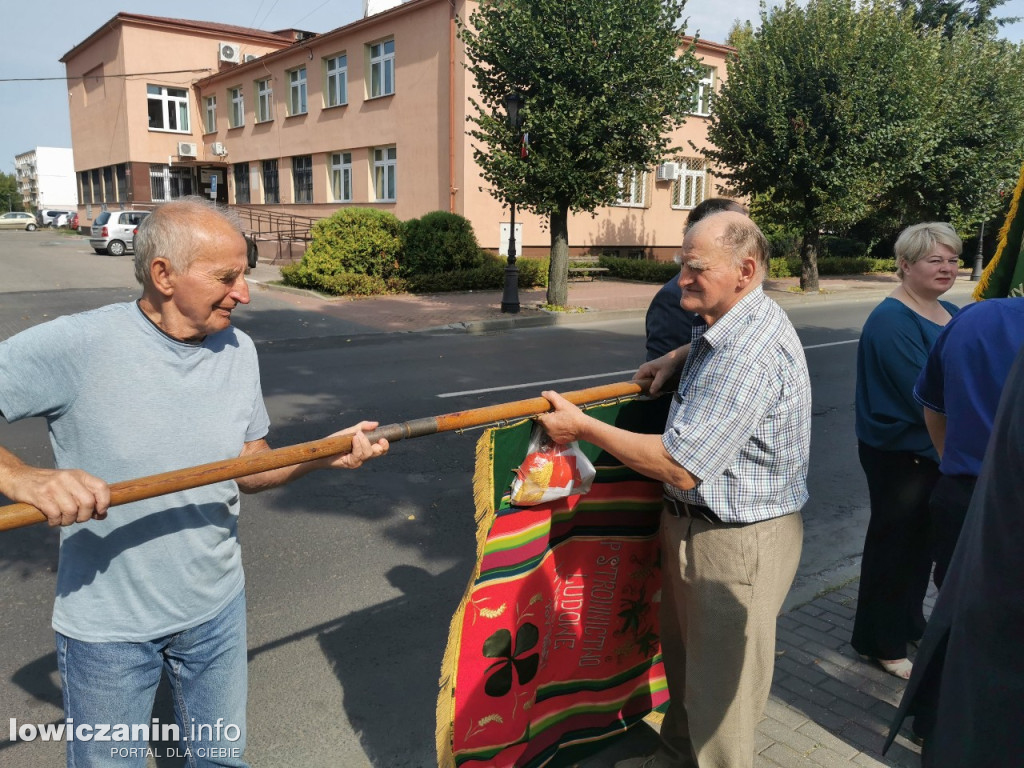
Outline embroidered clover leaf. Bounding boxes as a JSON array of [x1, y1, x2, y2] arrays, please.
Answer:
[[482, 623, 540, 697]]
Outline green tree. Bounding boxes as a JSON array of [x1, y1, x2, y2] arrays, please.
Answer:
[[460, 0, 702, 307], [898, 0, 1020, 36], [726, 19, 755, 50], [0, 172, 23, 212], [869, 31, 1024, 238], [705, 0, 947, 291]]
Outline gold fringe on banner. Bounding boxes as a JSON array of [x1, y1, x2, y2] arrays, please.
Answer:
[[435, 419, 531, 768], [973, 162, 1024, 301]]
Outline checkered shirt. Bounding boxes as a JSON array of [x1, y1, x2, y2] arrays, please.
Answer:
[[663, 286, 811, 523]]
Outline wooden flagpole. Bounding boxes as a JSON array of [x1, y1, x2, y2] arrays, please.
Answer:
[[0, 380, 649, 532]]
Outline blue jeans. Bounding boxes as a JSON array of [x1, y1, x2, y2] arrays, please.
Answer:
[[56, 589, 248, 768]]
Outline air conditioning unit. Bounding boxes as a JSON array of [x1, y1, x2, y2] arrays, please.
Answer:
[[210, 142, 227, 157], [218, 42, 241, 63], [243, 54, 258, 63], [655, 162, 679, 182], [177, 142, 198, 158]]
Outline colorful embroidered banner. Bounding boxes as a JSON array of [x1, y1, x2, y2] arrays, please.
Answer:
[[975, 160, 1024, 300], [437, 400, 668, 768]]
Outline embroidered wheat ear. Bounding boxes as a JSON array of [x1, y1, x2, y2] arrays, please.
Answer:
[[479, 603, 507, 619]]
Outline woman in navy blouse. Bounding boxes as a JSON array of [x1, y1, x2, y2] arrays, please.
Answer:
[[852, 222, 962, 679]]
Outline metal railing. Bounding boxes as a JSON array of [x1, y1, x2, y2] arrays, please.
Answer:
[[229, 205, 321, 264]]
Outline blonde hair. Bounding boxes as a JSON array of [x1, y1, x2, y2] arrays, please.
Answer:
[[894, 222, 962, 281]]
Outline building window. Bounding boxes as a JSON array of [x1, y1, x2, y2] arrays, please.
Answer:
[[288, 67, 307, 115], [150, 165, 195, 202], [233, 163, 250, 204], [369, 39, 395, 98], [91, 169, 101, 203], [229, 87, 244, 128], [80, 171, 92, 205], [146, 84, 190, 133], [204, 96, 217, 134], [691, 67, 715, 117], [325, 54, 347, 107], [373, 146, 396, 201], [615, 169, 647, 207], [103, 166, 115, 203], [672, 158, 708, 210], [293, 155, 313, 203], [263, 159, 279, 204], [116, 164, 128, 201], [330, 152, 352, 202], [256, 79, 273, 123]]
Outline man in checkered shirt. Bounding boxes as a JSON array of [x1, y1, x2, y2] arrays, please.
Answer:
[[539, 211, 811, 768]]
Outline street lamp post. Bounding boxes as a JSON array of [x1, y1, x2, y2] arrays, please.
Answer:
[[501, 92, 525, 314], [970, 221, 985, 281]]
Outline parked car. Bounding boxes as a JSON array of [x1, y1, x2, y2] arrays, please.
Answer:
[[69, 212, 80, 231], [40, 209, 75, 227], [89, 210, 150, 256], [0, 212, 39, 231]]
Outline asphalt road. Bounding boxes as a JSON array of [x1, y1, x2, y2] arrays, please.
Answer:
[[0, 231, 975, 767]]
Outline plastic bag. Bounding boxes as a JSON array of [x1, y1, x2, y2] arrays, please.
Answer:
[[509, 423, 596, 506]]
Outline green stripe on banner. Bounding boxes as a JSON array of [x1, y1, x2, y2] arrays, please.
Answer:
[[437, 398, 672, 768]]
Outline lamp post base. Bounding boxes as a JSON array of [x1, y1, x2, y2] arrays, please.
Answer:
[[501, 263, 520, 314]]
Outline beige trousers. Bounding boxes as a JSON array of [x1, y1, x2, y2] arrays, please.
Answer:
[[656, 508, 803, 768]]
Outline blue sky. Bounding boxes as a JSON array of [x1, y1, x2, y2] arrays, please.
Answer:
[[3, 0, 1023, 171]]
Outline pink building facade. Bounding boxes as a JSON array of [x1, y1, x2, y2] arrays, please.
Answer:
[[62, 2, 734, 260]]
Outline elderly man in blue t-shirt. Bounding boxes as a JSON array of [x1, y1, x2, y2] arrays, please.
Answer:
[[0, 198, 388, 767], [539, 212, 811, 768]]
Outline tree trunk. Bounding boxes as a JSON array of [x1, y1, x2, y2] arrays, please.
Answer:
[[547, 204, 570, 307], [800, 227, 820, 293]]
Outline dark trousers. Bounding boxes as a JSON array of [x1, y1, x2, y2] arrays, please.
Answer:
[[928, 474, 976, 590], [852, 442, 939, 660]]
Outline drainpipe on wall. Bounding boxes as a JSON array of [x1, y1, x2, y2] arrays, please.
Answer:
[[449, 0, 457, 213]]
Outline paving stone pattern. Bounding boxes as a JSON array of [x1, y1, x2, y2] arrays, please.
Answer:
[[751, 582, 935, 768]]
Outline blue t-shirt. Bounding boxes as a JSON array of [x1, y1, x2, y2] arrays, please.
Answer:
[[855, 296, 958, 459], [0, 302, 270, 642], [644, 276, 697, 361], [913, 298, 1024, 477]]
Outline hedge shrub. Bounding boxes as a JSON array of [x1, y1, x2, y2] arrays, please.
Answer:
[[598, 256, 680, 283], [282, 208, 403, 292], [402, 211, 485, 276], [406, 254, 548, 292]]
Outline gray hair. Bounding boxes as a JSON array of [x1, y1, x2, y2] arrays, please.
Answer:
[[133, 197, 243, 286], [894, 222, 962, 281], [718, 216, 770, 278]]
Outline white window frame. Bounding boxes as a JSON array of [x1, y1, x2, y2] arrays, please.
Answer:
[[692, 67, 715, 117], [146, 84, 190, 133], [256, 78, 273, 123], [330, 152, 353, 202], [288, 67, 307, 115], [204, 96, 217, 134], [615, 169, 647, 207], [369, 39, 395, 98], [325, 54, 348, 107], [229, 87, 244, 128], [671, 159, 708, 210], [373, 146, 397, 202]]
